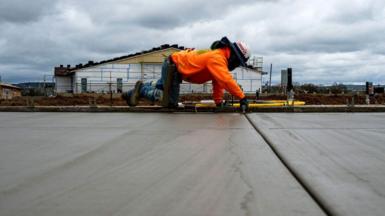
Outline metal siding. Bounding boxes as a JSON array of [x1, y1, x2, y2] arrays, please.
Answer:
[[232, 67, 262, 93], [68, 63, 262, 93], [55, 76, 72, 93]]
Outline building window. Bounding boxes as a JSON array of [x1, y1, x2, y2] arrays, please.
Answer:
[[81, 78, 87, 93], [117, 78, 123, 93]]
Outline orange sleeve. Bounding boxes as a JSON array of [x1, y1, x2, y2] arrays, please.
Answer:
[[212, 80, 224, 104], [207, 55, 245, 100]]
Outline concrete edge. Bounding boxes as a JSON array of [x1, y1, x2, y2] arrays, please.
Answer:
[[244, 114, 334, 216], [0, 105, 385, 113]]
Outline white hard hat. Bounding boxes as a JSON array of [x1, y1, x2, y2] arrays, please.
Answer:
[[235, 41, 250, 60]]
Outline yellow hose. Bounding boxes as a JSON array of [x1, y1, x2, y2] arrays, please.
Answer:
[[195, 100, 306, 108]]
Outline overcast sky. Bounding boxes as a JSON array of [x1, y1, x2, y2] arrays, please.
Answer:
[[0, 0, 384, 84]]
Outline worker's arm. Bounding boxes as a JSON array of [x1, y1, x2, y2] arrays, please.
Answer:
[[207, 55, 245, 99], [212, 80, 224, 104]]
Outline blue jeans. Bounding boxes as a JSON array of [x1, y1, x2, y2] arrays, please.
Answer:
[[128, 58, 182, 105]]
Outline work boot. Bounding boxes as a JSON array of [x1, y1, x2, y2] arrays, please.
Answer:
[[121, 91, 130, 101], [124, 81, 143, 106], [161, 64, 176, 107]]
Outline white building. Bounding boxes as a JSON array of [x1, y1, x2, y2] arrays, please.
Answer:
[[54, 45, 263, 94]]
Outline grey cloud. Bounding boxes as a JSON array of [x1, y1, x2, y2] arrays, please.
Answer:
[[0, 0, 385, 84], [260, 19, 385, 54], [326, 2, 380, 24], [0, 0, 58, 23], [264, 51, 385, 85], [132, 14, 183, 29], [67, 0, 268, 29]]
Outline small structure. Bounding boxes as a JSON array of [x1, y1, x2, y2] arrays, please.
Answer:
[[0, 83, 22, 99], [281, 68, 293, 94], [15, 82, 55, 96]]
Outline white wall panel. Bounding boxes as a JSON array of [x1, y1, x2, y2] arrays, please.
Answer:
[[55, 76, 72, 93], [69, 63, 262, 93]]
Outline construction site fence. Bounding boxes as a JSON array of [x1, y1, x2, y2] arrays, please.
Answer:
[[55, 79, 262, 94]]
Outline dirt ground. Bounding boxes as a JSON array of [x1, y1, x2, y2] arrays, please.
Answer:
[[259, 94, 385, 105], [0, 93, 384, 106]]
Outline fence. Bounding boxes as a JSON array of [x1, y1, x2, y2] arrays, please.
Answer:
[[55, 63, 262, 94]]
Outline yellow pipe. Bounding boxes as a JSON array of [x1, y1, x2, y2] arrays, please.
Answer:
[[195, 101, 306, 108]]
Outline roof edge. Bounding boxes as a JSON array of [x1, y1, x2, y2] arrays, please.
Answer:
[[55, 44, 185, 76]]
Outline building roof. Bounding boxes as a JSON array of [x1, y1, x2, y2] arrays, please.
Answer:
[[55, 44, 185, 76], [0, 83, 22, 90]]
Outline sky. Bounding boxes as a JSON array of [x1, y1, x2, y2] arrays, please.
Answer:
[[0, 0, 384, 85]]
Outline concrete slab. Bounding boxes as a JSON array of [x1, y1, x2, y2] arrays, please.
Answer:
[[247, 113, 385, 216], [0, 113, 325, 216]]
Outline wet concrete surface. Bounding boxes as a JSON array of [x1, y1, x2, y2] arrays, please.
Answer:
[[247, 113, 385, 216], [1, 104, 385, 112], [0, 113, 325, 216]]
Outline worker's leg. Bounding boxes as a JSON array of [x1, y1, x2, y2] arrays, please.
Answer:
[[122, 58, 179, 106], [168, 70, 182, 106], [156, 57, 182, 107], [139, 81, 163, 101], [155, 58, 169, 90], [137, 58, 171, 103], [123, 80, 162, 105]]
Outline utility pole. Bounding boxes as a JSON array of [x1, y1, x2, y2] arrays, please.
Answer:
[[43, 75, 47, 96], [269, 63, 272, 92], [109, 71, 113, 106]]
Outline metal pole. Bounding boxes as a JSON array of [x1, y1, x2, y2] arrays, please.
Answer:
[[110, 71, 112, 106], [287, 68, 293, 92], [43, 75, 46, 96], [269, 63, 272, 92], [52, 75, 56, 96]]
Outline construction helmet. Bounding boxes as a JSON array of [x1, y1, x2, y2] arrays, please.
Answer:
[[234, 41, 250, 61], [211, 36, 250, 70]]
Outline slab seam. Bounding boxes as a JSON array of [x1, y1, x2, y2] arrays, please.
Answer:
[[244, 114, 334, 216]]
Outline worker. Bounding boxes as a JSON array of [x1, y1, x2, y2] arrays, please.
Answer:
[[122, 36, 250, 109]]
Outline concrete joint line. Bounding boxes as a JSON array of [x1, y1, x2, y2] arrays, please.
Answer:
[[243, 113, 335, 216]]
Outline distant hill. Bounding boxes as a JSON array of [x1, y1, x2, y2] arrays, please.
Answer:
[[14, 82, 55, 88], [344, 85, 366, 91]]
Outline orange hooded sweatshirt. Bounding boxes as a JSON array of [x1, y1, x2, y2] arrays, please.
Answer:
[[171, 47, 245, 104]]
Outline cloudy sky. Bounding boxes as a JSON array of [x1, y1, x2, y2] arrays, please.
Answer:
[[0, 0, 384, 84]]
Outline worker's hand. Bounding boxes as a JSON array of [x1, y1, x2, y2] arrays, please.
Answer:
[[216, 100, 228, 108], [215, 100, 228, 112], [240, 97, 249, 112]]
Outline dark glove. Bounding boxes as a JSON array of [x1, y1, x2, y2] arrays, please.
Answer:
[[216, 100, 228, 108], [240, 97, 249, 112], [215, 100, 229, 112]]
